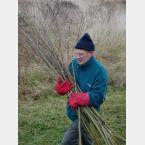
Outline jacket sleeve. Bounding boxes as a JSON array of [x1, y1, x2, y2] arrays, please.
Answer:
[[88, 73, 108, 109]]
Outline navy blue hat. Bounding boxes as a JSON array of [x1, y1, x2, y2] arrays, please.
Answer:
[[75, 33, 95, 51]]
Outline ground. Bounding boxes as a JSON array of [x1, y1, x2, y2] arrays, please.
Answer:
[[19, 86, 126, 145]]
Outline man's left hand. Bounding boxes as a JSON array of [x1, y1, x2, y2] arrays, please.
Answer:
[[68, 92, 90, 109]]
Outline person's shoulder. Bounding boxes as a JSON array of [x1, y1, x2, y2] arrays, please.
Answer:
[[94, 58, 106, 70]]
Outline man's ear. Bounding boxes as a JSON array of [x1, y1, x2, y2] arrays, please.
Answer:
[[90, 51, 94, 56]]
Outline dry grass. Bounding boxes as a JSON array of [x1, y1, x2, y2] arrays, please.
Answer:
[[18, 0, 126, 87]]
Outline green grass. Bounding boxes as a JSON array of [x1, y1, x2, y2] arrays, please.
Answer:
[[19, 86, 126, 145], [19, 96, 69, 145], [19, 70, 125, 144], [100, 86, 126, 139]]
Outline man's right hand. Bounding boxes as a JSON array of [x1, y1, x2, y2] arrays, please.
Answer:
[[54, 74, 73, 95]]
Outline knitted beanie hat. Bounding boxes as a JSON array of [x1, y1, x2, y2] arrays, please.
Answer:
[[75, 33, 95, 51]]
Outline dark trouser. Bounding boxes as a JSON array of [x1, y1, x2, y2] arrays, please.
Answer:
[[61, 120, 93, 145]]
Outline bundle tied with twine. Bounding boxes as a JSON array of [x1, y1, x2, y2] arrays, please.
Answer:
[[18, 0, 125, 144]]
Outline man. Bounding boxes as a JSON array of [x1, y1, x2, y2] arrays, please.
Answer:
[[55, 33, 108, 145]]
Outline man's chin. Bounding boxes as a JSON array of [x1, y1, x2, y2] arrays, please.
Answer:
[[77, 60, 83, 65]]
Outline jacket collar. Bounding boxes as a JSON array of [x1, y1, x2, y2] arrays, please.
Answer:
[[77, 56, 95, 69]]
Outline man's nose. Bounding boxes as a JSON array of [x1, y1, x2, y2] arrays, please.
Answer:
[[76, 55, 81, 59]]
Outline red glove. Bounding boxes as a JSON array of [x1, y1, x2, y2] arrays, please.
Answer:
[[54, 75, 73, 95], [68, 92, 90, 109]]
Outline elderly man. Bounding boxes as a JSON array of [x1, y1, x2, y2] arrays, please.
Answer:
[[55, 33, 108, 145]]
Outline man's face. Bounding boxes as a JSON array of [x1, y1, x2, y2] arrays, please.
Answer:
[[74, 49, 93, 65]]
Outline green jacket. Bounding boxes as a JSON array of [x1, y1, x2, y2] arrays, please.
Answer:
[[66, 56, 108, 121]]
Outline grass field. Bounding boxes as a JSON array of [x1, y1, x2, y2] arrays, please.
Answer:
[[19, 85, 126, 145]]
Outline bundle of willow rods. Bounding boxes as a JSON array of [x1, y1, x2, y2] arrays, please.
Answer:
[[19, 0, 125, 144]]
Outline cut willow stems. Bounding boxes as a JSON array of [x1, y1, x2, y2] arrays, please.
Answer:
[[19, 27, 57, 78], [21, 41, 57, 78], [19, 15, 70, 79], [90, 107, 125, 142], [81, 108, 106, 145], [20, 14, 68, 78], [81, 107, 125, 145], [71, 60, 82, 145], [78, 107, 82, 145]]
